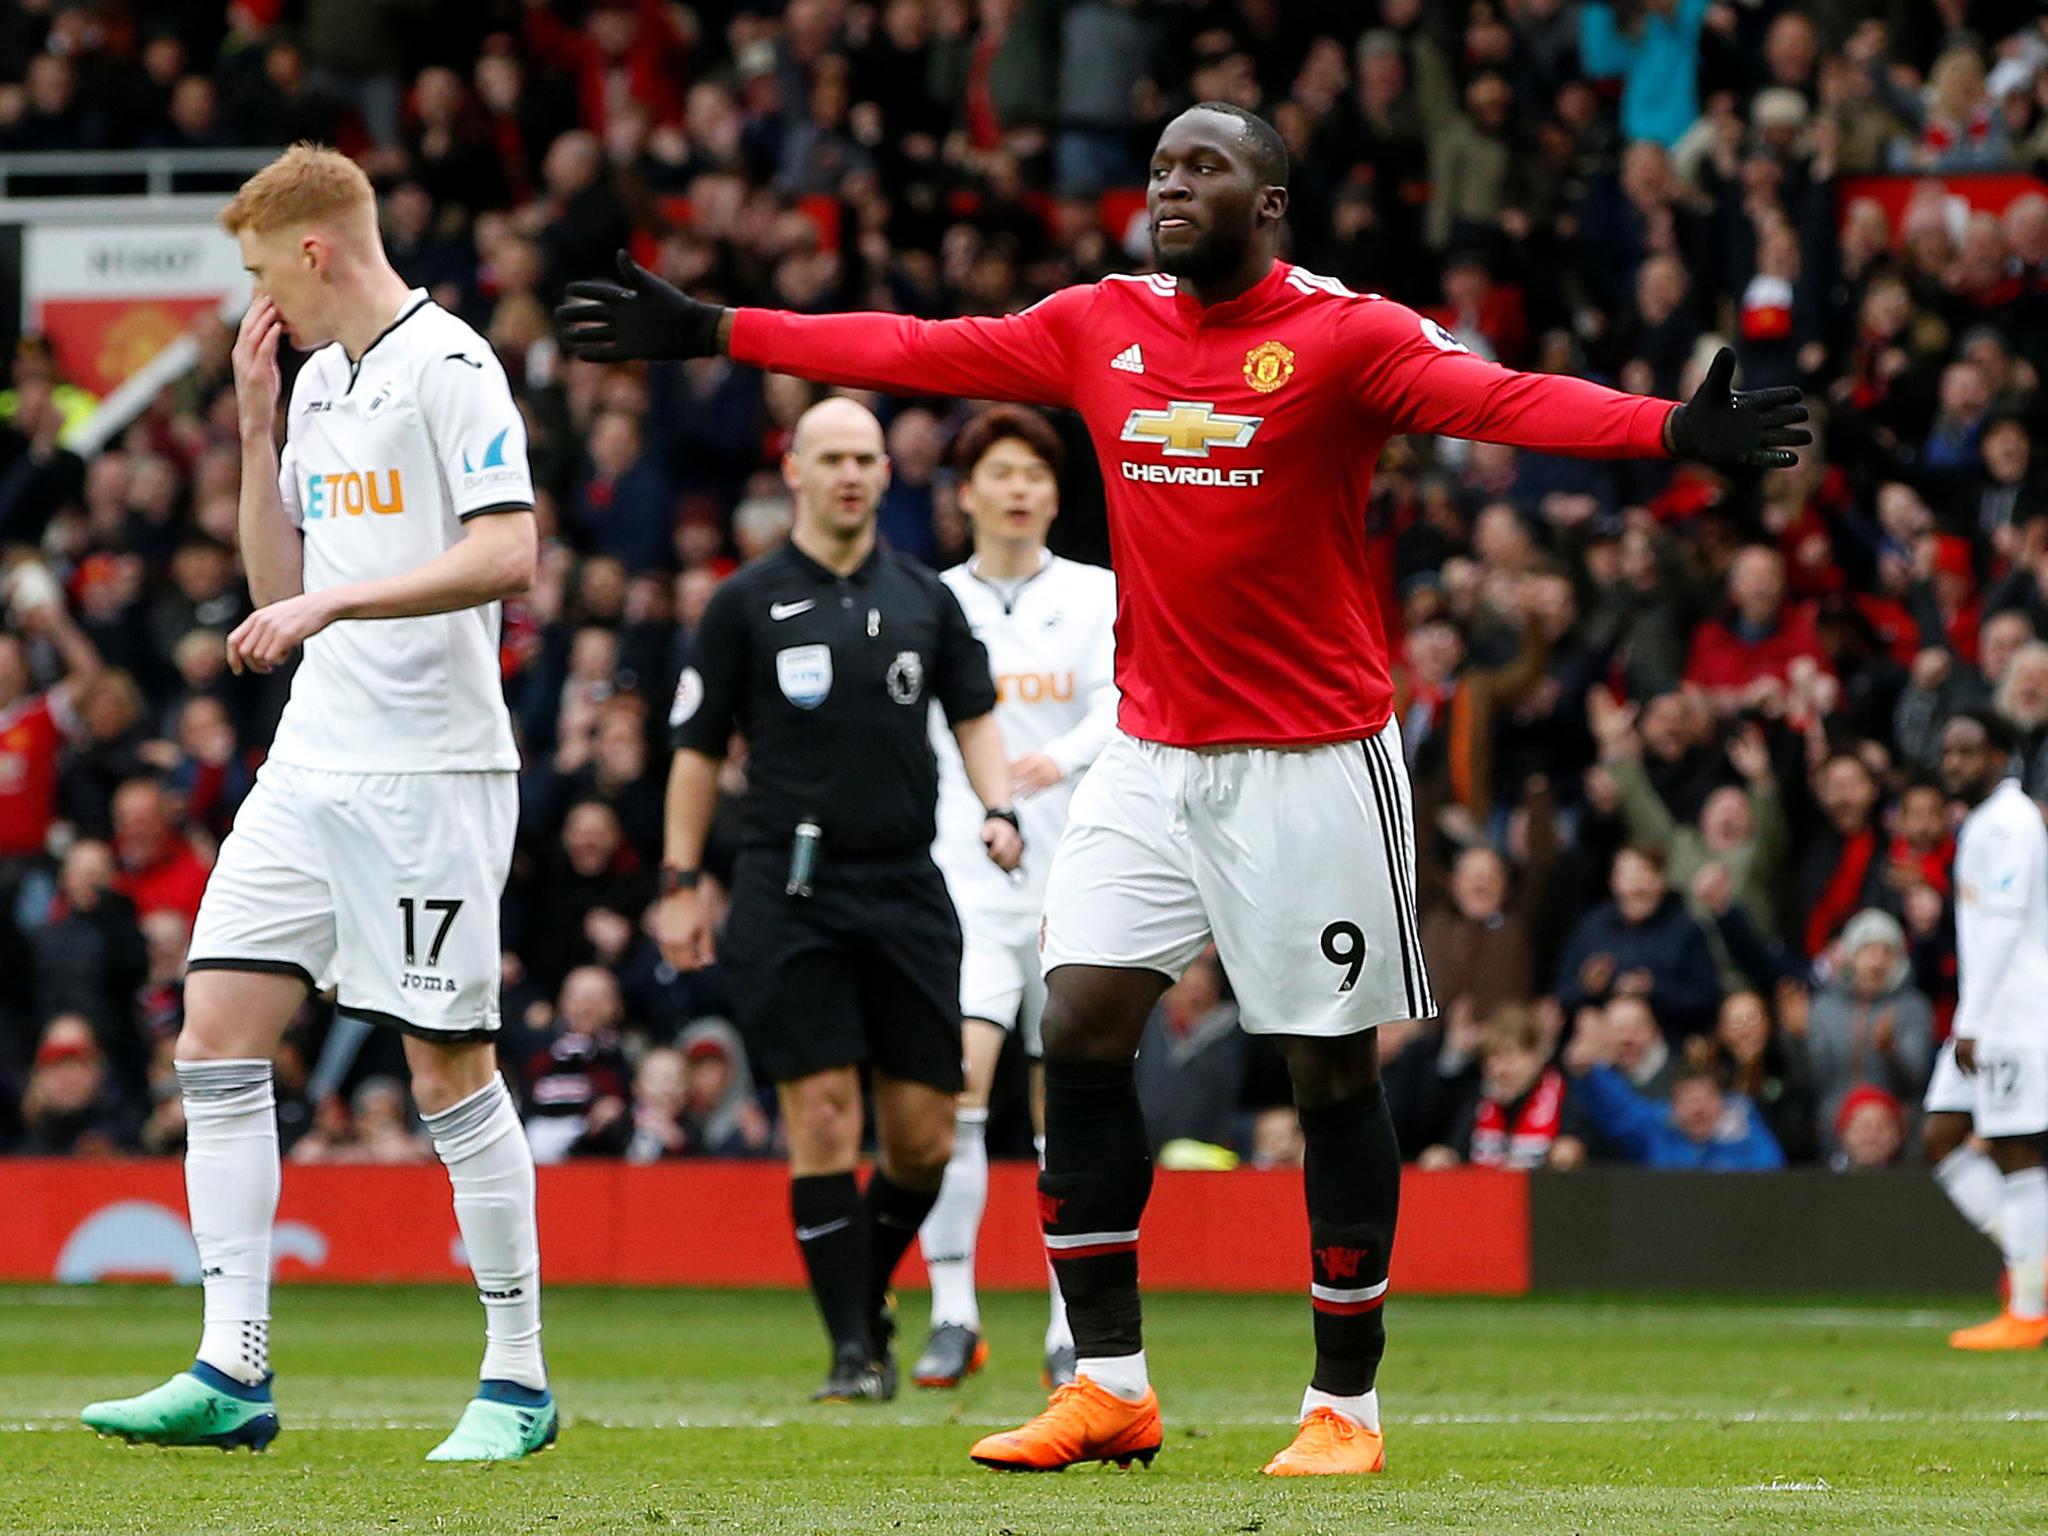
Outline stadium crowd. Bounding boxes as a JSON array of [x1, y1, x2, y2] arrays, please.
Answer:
[[1, 0, 2047, 1176]]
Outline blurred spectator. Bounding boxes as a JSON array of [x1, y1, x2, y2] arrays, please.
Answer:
[[1683, 547, 1833, 718], [571, 409, 675, 573], [109, 777, 210, 926], [1419, 1005, 1575, 1171], [1554, 845, 1721, 1038], [1579, 0, 1709, 149], [1564, 1015, 1785, 1170], [1806, 908, 1934, 1155], [1796, 752, 1888, 957], [1602, 709, 1786, 944], [626, 1018, 772, 1161], [1702, 986, 1818, 1166], [1830, 1083, 1907, 1172], [519, 966, 632, 1163], [14, 1014, 137, 1155], [1419, 785, 1558, 1023], [0, 572, 101, 859], [520, 798, 654, 993], [29, 839, 146, 1086], [1602, 994, 1676, 1100]]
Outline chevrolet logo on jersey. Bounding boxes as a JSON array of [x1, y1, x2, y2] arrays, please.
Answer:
[[1119, 400, 1266, 487], [1119, 400, 1262, 457], [304, 468, 404, 519]]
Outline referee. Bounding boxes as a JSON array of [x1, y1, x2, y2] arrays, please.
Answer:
[[658, 396, 1024, 1402]]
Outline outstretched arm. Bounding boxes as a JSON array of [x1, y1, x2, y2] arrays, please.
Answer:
[[558, 251, 1081, 405], [1350, 299, 1806, 468]]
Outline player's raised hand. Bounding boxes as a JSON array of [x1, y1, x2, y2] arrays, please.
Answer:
[[225, 591, 335, 675], [555, 250, 729, 362], [1664, 347, 1811, 470], [232, 295, 283, 441], [655, 887, 717, 972]]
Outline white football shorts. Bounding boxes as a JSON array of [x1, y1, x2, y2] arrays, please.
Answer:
[[1040, 720, 1435, 1036], [956, 904, 1046, 1057], [1926, 1036, 2048, 1138], [188, 760, 516, 1038]]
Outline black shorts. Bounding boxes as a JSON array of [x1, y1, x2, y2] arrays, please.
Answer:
[[718, 850, 964, 1092]]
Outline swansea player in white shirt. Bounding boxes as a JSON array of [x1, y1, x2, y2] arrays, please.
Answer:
[[915, 408, 1117, 1391], [1926, 709, 2048, 1350], [82, 147, 552, 1460]]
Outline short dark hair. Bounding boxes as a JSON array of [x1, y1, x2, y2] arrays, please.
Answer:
[[1671, 1061, 1724, 1095], [949, 405, 1065, 480], [1953, 706, 2021, 757], [1186, 100, 1289, 189]]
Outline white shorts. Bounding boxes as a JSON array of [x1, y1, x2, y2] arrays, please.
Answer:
[[1041, 722, 1434, 1037], [188, 760, 516, 1039], [958, 905, 1045, 1057], [1926, 1037, 2048, 1138]]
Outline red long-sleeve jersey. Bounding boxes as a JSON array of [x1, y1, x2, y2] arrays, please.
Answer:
[[732, 261, 1675, 747]]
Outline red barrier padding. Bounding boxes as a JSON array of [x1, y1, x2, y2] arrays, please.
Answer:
[[2, 1159, 1528, 1295]]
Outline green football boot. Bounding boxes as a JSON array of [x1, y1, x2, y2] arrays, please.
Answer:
[[81, 1363, 279, 1451], [425, 1381, 558, 1462]]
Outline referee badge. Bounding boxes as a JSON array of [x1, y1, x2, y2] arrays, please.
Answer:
[[776, 644, 833, 709], [886, 650, 924, 705]]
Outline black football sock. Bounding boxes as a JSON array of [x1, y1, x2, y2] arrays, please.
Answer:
[[792, 1172, 870, 1356], [1299, 1082, 1400, 1397], [860, 1169, 939, 1335], [1039, 1056, 1153, 1361]]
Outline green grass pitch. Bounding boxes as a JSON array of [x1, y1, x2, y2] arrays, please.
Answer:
[[1, 1283, 2041, 1534]]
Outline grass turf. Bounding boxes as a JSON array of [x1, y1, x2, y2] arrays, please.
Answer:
[[0, 1284, 2041, 1535]]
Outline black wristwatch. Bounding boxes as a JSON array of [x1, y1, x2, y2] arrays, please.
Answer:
[[983, 807, 1021, 834], [660, 864, 702, 894]]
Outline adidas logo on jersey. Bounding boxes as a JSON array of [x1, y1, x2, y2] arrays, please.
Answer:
[[1110, 344, 1145, 374]]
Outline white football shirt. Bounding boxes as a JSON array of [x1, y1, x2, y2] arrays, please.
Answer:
[[1954, 777, 2048, 1043], [930, 553, 1117, 914], [268, 291, 531, 774]]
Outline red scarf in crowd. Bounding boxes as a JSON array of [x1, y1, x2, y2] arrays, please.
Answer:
[[1470, 1068, 1566, 1170], [1806, 828, 1878, 957]]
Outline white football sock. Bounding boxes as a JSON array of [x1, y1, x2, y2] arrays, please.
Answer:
[[1935, 1145, 2005, 1243], [179, 1059, 279, 1387], [1302, 1385, 1380, 1432], [425, 1077, 545, 1390], [1035, 1134, 1073, 1352], [1999, 1166, 2048, 1321], [920, 1108, 988, 1331], [1077, 1349, 1148, 1402]]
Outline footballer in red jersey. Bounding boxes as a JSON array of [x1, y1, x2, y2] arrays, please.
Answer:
[[560, 102, 1807, 1477]]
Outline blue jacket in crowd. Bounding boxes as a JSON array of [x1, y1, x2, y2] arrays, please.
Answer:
[[1579, 0, 1710, 148], [1572, 1067, 1787, 1171]]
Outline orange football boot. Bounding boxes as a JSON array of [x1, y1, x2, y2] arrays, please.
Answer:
[[1949, 1311, 2048, 1351], [969, 1379, 1163, 1471], [1262, 1408, 1387, 1476]]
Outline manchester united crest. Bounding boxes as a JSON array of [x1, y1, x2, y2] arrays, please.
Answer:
[[1243, 339, 1295, 394]]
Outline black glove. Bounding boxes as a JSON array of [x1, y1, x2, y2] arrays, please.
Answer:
[[555, 250, 728, 363], [1664, 347, 1811, 470]]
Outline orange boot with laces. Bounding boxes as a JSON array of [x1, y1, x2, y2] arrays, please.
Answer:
[[968, 1378, 1163, 1471], [1262, 1406, 1386, 1476]]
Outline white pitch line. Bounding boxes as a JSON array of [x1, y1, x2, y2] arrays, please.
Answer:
[[14, 1408, 2048, 1434]]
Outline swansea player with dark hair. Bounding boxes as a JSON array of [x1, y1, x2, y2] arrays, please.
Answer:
[[560, 100, 1806, 1476]]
